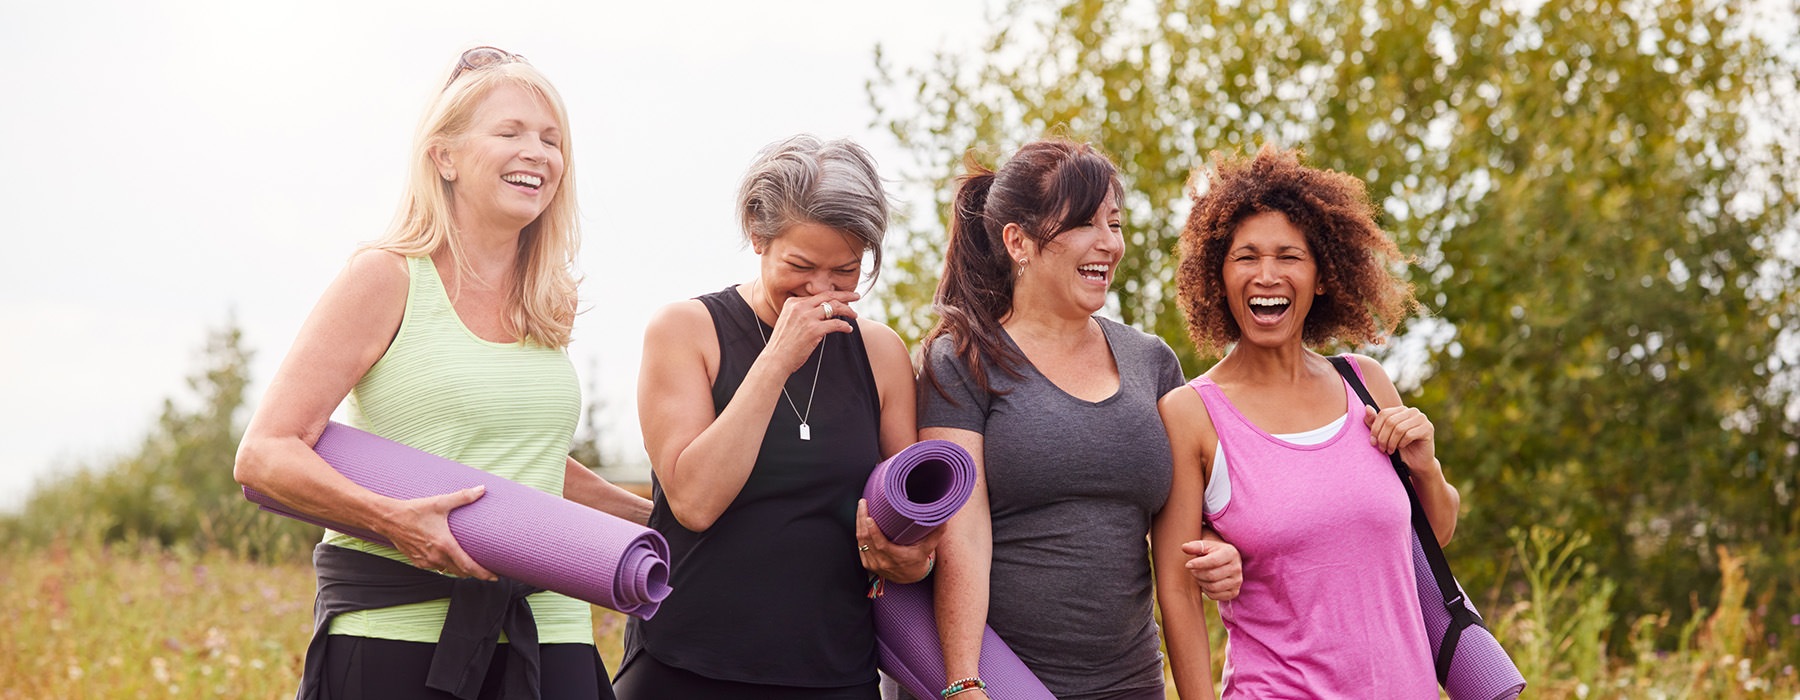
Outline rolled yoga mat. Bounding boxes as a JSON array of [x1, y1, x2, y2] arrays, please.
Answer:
[[1411, 535, 1526, 700], [863, 440, 1055, 700], [243, 421, 672, 619]]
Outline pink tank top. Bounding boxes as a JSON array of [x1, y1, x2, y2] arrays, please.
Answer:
[[1189, 371, 1437, 698]]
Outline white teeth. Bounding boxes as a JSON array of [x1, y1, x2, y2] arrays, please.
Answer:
[[503, 173, 543, 188], [1078, 264, 1110, 273], [1249, 297, 1290, 306]]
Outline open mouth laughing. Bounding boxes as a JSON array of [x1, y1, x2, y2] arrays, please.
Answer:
[[1249, 296, 1292, 321], [502, 172, 543, 191]]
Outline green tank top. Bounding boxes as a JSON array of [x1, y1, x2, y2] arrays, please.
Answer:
[[325, 255, 590, 644]]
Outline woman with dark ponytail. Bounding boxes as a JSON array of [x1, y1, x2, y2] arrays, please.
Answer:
[[914, 140, 1241, 700]]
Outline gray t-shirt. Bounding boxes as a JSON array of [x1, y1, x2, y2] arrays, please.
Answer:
[[920, 317, 1183, 700]]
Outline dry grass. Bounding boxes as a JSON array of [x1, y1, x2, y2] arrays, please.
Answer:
[[0, 535, 629, 700], [5, 532, 1794, 699]]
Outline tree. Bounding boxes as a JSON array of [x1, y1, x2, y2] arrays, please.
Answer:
[[870, 0, 1800, 642], [4, 320, 319, 559]]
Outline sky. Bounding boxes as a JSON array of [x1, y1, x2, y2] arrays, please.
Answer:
[[0, 0, 992, 510]]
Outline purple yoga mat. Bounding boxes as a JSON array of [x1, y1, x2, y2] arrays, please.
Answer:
[[862, 439, 976, 546], [863, 440, 1055, 700], [1411, 535, 1526, 700], [243, 422, 671, 619]]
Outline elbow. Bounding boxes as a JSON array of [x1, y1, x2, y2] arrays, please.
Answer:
[[666, 498, 718, 533], [671, 513, 716, 533], [232, 439, 265, 490], [1437, 484, 1462, 546]]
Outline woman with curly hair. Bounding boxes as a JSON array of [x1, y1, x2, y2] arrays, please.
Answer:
[[1153, 144, 1456, 698]]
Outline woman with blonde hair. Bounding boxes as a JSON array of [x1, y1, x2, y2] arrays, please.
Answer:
[[235, 47, 646, 700]]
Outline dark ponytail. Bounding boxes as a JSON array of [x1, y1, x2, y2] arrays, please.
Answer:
[[922, 140, 1122, 400]]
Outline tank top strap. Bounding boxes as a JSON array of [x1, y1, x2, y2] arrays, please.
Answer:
[[1186, 376, 1258, 448], [697, 287, 763, 414], [406, 255, 451, 317]]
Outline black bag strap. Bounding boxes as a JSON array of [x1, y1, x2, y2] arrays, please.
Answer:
[[1328, 355, 1483, 686]]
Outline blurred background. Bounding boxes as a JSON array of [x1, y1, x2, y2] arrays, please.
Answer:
[[3, 0, 1797, 697]]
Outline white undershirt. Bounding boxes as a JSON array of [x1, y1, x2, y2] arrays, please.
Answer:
[[1203, 413, 1347, 515]]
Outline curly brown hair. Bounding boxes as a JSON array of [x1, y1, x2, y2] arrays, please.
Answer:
[[1176, 145, 1416, 355]]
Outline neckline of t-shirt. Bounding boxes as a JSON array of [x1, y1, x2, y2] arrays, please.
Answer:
[[999, 317, 1125, 407]]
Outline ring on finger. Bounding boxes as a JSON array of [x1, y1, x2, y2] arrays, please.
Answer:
[[821, 302, 834, 319], [857, 544, 870, 552]]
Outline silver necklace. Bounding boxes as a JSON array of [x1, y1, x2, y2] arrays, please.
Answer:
[[752, 288, 824, 441]]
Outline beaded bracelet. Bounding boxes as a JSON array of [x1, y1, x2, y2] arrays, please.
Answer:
[[940, 677, 986, 698]]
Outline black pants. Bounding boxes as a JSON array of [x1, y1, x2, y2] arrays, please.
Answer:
[[322, 636, 615, 700], [612, 651, 877, 700]]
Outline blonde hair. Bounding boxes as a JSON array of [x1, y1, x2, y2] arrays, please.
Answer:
[[366, 59, 581, 348]]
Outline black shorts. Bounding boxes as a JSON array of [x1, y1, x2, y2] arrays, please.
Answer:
[[612, 651, 877, 700], [322, 636, 614, 700]]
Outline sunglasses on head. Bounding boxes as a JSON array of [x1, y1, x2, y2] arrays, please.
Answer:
[[445, 46, 527, 89]]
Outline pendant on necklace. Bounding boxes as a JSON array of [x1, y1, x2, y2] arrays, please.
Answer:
[[799, 423, 812, 441]]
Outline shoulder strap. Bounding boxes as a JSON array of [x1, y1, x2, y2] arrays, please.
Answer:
[[1327, 355, 1482, 685]]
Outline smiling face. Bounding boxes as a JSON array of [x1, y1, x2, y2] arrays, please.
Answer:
[[753, 221, 865, 319], [1013, 189, 1124, 317], [1223, 210, 1320, 348], [433, 83, 566, 235]]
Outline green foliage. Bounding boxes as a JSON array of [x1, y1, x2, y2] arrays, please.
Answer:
[[1492, 526, 1616, 690], [2, 321, 628, 562], [0, 321, 319, 561], [870, 0, 1800, 647], [1487, 541, 1799, 699]]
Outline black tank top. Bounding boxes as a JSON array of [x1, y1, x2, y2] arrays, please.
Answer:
[[625, 286, 883, 687]]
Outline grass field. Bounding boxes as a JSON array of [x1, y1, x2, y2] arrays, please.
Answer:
[[4, 534, 1795, 699], [0, 536, 632, 700]]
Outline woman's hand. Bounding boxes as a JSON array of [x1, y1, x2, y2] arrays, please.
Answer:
[[1179, 537, 1243, 601], [759, 290, 861, 375], [384, 486, 496, 580], [1363, 404, 1440, 479], [855, 499, 944, 584]]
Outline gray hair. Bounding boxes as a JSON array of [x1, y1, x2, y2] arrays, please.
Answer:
[[737, 135, 890, 281]]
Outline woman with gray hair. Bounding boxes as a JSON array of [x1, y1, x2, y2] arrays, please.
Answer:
[[616, 135, 938, 699]]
